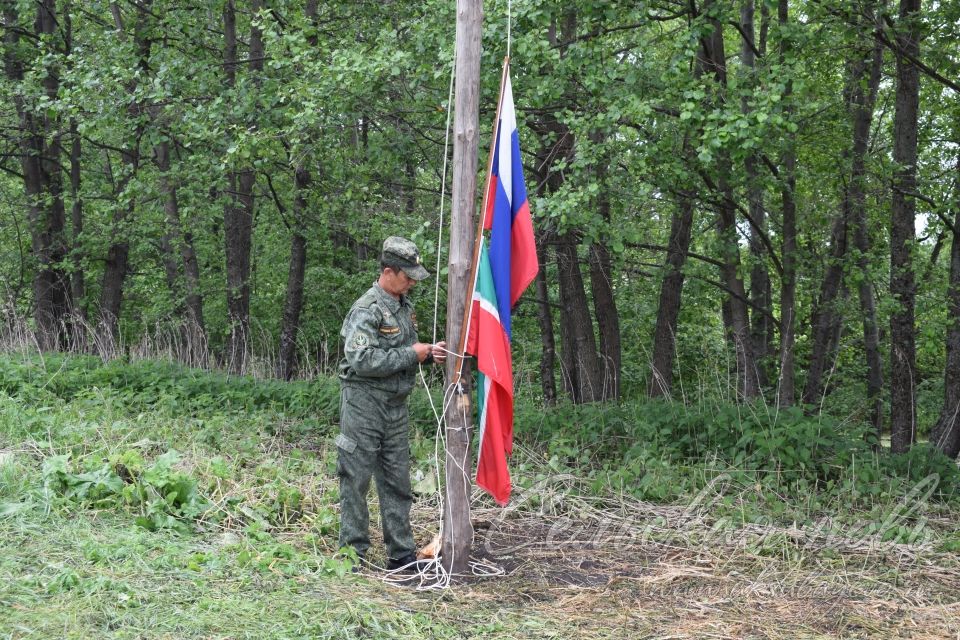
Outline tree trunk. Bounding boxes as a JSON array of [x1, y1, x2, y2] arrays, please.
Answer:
[[67, 118, 87, 349], [277, 168, 310, 380], [929, 151, 960, 458], [556, 234, 604, 404], [222, 0, 263, 373], [156, 140, 207, 364], [38, 0, 71, 352], [97, 147, 135, 358], [404, 159, 416, 216], [847, 14, 885, 437], [802, 214, 847, 406], [742, 0, 772, 389], [535, 10, 600, 404], [557, 245, 579, 400], [4, 0, 72, 351], [534, 239, 558, 405], [156, 150, 183, 319], [777, 148, 797, 408], [180, 226, 206, 366], [96, 2, 153, 357], [589, 239, 620, 401], [647, 23, 713, 401], [587, 150, 621, 401], [801, 5, 882, 413], [225, 175, 254, 372], [275, 0, 320, 380], [889, 0, 921, 454], [718, 192, 760, 401], [97, 241, 129, 357], [776, 0, 798, 407], [704, 3, 759, 400], [62, 0, 84, 351], [649, 195, 695, 399]]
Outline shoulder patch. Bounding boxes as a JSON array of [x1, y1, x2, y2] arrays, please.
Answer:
[[352, 331, 370, 348]]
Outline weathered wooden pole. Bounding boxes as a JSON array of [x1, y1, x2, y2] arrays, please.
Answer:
[[443, 0, 482, 575]]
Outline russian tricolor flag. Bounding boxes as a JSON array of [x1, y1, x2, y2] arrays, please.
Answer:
[[467, 66, 538, 505]]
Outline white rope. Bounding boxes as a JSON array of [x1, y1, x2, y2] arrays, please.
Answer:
[[432, 31, 457, 345], [433, 343, 467, 358], [382, 361, 508, 590], [507, 0, 512, 60]]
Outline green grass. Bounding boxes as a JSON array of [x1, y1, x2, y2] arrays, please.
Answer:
[[0, 510, 468, 639], [2, 353, 959, 639]]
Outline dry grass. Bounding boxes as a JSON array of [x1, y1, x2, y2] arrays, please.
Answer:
[[0, 308, 335, 380], [146, 432, 960, 638], [371, 477, 960, 639]]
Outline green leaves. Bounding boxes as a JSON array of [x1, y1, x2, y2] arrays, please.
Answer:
[[40, 445, 208, 533], [42, 455, 124, 505]]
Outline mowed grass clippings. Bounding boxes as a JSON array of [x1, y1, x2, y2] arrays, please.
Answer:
[[1, 353, 959, 639], [0, 510, 576, 639]]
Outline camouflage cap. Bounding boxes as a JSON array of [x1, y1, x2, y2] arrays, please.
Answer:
[[381, 236, 429, 281]]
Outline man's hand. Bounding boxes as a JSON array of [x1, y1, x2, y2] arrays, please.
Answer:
[[412, 342, 432, 362], [431, 341, 447, 364]]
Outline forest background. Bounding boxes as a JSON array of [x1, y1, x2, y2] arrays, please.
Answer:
[[2, 0, 960, 638]]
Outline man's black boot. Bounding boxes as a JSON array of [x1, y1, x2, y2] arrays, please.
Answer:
[[386, 553, 433, 573]]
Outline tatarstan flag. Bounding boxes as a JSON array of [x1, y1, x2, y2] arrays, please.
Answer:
[[467, 66, 537, 505]]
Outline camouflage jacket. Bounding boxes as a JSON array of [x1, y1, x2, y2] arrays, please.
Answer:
[[338, 283, 420, 398]]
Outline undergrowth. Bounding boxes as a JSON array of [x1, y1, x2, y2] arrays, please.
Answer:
[[0, 354, 340, 420], [518, 398, 960, 511]]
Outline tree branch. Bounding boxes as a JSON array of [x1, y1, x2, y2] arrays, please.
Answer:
[[811, 0, 960, 94], [729, 20, 763, 59], [263, 172, 292, 231], [627, 241, 724, 269], [697, 170, 784, 275]]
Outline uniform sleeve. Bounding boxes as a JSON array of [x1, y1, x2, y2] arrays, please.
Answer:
[[341, 305, 418, 377]]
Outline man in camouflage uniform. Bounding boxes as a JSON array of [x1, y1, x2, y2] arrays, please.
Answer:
[[336, 236, 447, 570]]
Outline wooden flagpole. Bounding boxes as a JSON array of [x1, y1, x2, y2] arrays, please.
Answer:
[[442, 0, 483, 576]]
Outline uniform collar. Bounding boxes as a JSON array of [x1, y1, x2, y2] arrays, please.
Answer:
[[373, 282, 406, 312]]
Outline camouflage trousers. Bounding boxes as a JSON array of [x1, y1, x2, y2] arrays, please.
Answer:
[[336, 383, 415, 561]]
